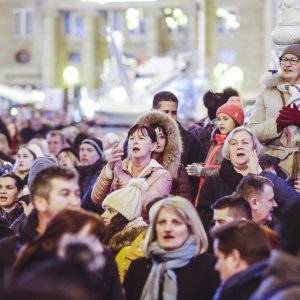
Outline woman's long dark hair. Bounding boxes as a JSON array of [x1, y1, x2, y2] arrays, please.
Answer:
[[103, 213, 128, 244]]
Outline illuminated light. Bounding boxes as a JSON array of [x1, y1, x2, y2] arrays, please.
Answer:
[[178, 15, 188, 26], [126, 8, 140, 19], [63, 66, 79, 85], [165, 16, 177, 29], [173, 8, 183, 18], [228, 66, 244, 80], [10, 107, 18, 116], [164, 8, 172, 15]]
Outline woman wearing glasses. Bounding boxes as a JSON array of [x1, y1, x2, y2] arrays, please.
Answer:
[[247, 44, 300, 182]]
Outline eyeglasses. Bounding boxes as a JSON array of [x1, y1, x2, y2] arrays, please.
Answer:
[[280, 57, 299, 65]]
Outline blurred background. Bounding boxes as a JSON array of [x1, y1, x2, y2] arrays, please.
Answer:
[[0, 0, 286, 125]]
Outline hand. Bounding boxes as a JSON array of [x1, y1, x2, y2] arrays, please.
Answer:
[[114, 160, 124, 180], [20, 201, 34, 217], [107, 142, 124, 170], [247, 149, 262, 175], [277, 104, 300, 130], [186, 163, 204, 177], [294, 181, 300, 193]]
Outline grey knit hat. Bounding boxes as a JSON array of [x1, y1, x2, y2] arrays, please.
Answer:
[[280, 44, 300, 59], [28, 156, 57, 188]]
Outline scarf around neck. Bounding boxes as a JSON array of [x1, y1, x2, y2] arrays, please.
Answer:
[[140, 236, 198, 300]]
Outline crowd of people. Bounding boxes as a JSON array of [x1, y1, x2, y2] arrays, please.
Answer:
[[0, 43, 299, 299]]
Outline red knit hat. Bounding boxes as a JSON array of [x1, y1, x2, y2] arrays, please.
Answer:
[[216, 96, 244, 126]]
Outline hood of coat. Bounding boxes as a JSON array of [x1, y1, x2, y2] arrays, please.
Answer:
[[134, 110, 183, 179], [261, 72, 286, 89], [108, 226, 147, 255]]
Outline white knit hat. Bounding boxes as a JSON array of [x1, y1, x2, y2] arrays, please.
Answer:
[[22, 143, 44, 159], [102, 178, 148, 221]]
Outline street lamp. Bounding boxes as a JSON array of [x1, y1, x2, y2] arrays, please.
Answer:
[[63, 66, 79, 103]]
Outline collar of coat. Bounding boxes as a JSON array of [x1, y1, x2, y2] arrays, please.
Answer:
[[133, 110, 182, 179], [219, 159, 243, 189], [261, 72, 287, 89]]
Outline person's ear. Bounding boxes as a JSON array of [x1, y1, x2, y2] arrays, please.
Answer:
[[231, 248, 242, 268], [249, 197, 258, 210], [33, 195, 48, 213], [151, 142, 158, 152]]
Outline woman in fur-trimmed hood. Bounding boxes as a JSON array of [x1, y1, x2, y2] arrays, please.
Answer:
[[247, 44, 300, 179], [134, 110, 191, 200]]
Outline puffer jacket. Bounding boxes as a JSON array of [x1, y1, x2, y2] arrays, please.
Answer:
[[91, 158, 172, 209], [134, 110, 191, 200], [247, 72, 300, 178]]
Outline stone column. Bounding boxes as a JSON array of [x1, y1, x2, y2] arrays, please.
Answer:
[[144, 9, 159, 56], [42, 11, 58, 88], [272, 0, 300, 53], [197, 0, 206, 74], [82, 12, 97, 92]]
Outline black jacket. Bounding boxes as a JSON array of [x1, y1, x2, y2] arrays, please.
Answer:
[[0, 210, 38, 283], [178, 122, 205, 202], [197, 159, 300, 232], [197, 159, 241, 231], [124, 253, 220, 300], [213, 259, 268, 300], [77, 158, 106, 198]]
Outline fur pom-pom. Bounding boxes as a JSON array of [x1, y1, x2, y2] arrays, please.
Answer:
[[127, 178, 148, 193]]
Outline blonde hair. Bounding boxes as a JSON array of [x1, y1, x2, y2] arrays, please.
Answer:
[[144, 196, 208, 256], [222, 127, 263, 160]]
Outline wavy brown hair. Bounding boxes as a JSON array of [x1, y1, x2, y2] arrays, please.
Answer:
[[10, 208, 105, 284]]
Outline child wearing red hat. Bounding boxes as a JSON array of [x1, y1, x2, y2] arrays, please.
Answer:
[[187, 96, 245, 206]]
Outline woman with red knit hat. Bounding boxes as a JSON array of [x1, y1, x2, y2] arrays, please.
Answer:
[[186, 96, 244, 206]]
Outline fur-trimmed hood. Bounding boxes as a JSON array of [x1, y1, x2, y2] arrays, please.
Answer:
[[134, 110, 183, 179], [260, 72, 286, 89], [108, 226, 147, 255]]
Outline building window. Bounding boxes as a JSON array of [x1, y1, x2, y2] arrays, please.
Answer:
[[63, 11, 83, 36], [216, 7, 240, 34], [12, 9, 33, 37], [126, 8, 145, 35], [99, 10, 122, 35]]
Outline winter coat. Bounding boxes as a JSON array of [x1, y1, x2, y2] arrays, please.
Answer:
[[197, 159, 242, 231], [0, 210, 38, 283], [77, 158, 106, 198], [115, 230, 146, 283], [0, 204, 23, 227], [134, 111, 191, 200], [197, 159, 300, 231], [195, 130, 227, 207], [214, 259, 268, 300], [247, 73, 300, 178], [12, 243, 124, 300], [178, 122, 205, 202], [189, 117, 217, 158], [251, 250, 300, 300], [123, 253, 220, 300], [91, 158, 172, 209], [107, 219, 147, 256]]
